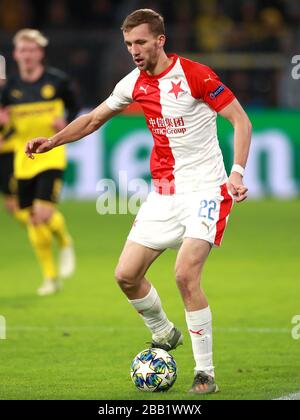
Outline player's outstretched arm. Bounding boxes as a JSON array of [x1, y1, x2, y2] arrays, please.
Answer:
[[25, 101, 119, 159], [218, 99, 252, 203]]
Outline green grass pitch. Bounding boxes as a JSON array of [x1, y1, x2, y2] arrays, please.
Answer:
[[0, 199, 299, 400]]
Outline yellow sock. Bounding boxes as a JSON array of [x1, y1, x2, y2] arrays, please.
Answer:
[[48, 210, 71, 248], [14, 208, 30, 225], [27, 223, 57, 280]]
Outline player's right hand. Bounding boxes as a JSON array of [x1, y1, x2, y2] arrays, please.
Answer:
[[25, 137, 54, 159]]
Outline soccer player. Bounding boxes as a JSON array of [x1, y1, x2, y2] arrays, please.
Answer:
[[0, 108, 18, 213], [0, 55, 18, 214], [25, 10, 252, 392], [1, 29, 79, 295]]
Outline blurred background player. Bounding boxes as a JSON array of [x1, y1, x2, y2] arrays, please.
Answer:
[[0, 29, 79, 295], [0, 54, 18, 214], [0, 104, 17, 214]]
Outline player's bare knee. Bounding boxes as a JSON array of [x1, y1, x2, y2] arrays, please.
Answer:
[[31, 206, 54, 225], [175, 268, 189, 288], [30, 213, 44, 226], [114, 266, 138, 292], [114, 266, 124, 284], [175, 268, 198, 296], [4, 201, 15, 215], [4, 198, 17, 215]]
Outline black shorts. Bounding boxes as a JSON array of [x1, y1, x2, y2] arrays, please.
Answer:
[[0, 152, 17, 196], [18, 169, 64, 209]]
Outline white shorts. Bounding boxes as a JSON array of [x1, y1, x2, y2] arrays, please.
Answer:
[[128, 183, 234, 250]]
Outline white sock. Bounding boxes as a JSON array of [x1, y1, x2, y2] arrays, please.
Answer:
[[129, 286, 173, 341], [185, 306, 214, 377]]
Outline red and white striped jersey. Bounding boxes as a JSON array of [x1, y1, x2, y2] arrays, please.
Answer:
[[106, 54, 235, 194]]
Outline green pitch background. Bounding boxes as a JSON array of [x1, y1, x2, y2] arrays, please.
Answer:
[[0, 199, 299, 400]]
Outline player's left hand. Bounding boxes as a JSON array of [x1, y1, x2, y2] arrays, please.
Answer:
[[52, 117, 67, 132], [227, 172, 248, 203]]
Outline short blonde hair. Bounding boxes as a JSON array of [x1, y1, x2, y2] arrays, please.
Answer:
[[13, 29, 49, 48]]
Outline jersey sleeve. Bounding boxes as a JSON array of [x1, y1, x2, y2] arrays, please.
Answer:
[[105, 71, 137, 111], [181, 59, 235, 112]]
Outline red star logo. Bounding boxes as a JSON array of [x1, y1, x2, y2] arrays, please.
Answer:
[[168, 81, 184, 99]]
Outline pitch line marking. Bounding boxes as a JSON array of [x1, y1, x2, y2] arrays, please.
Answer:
[[5, 326, 291, 333]]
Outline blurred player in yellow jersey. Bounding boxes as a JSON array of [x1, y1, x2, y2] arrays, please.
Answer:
[[0, 54, 18, 213], [0, 29, 79, 295], [0, 106, 17, 213]]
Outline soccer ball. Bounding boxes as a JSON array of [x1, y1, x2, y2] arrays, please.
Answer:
[[130, 348, 177, 392]]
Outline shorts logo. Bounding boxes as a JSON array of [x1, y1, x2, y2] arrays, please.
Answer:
[[209, 85, 225, 100], [201, 221, 210, 231]]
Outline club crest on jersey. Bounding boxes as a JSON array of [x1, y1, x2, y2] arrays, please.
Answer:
[[41, 84, 56, 99], [209, 85, 225, 100], [168, 80, 185, 99]]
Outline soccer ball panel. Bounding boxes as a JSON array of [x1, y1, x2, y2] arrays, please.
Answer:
[[130, 348, 177, 392]]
